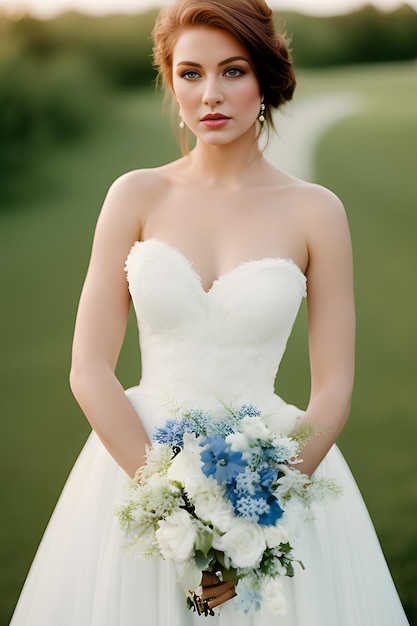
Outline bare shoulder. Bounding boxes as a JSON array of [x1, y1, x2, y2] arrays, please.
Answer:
[[294, 181, 349, 238], [300, 181, 345, 221], [276, 171, 346, 220], [97, 163, 181, 243], [278, 174, 349, 238], [270, 170, 352, 272], [289, 180, 352, 275], [104, 166, 173, 211]]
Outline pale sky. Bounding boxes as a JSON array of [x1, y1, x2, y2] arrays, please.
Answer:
[[0, 0, 416, 18]]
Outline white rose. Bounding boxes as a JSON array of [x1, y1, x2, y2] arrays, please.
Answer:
[[264, 578, 286, 615], [212, 519, 266, 568], [193, 486, 235, 533], [262, 523, 289, 548], [155, 509, 197, 563]]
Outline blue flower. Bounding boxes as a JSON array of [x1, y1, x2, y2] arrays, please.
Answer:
[[259, 468, 277, 491], [200, 436, 246, 485], [258, 494, 284, 525], [186, 408, 211, 435], [208, 419, 235, 439], [238, 404, 261, 418], [234, 491, 284, 525], [231, 467, 283, 525], [153, 418, 195, 448], [226, 479, 239, 505], [235, 467, 262, 496], [262, 443, 294, 463], [234, 581, 263, 614], [235, 494, 270, 522]]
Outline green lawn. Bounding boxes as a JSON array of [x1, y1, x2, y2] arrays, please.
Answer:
[[0, 87, 181, 622], [316, 65, 417, 621], [280, 62, 417, 621], [1, 63, 416, 623]]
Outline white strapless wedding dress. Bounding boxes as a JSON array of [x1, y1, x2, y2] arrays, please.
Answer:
[[10, 239, 409, 625]]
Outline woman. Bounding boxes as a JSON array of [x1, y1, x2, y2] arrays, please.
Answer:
[[10, 1, 409, 624]]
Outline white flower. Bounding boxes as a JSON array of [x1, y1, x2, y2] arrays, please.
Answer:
[[240, 415, 269, 439], [264, 578, 287, 615], [262, 523, 289, 548], [155, 509, 197, 563], [275, 465, 310, 501], [167, 434, 206, 498], [128, 474, 181, 525], [280, 501, 308, 536], [212, 519, 266, 569], [193, 485, 235, 533], [262, 404, 303, 436], [226, 432, 251, 458], [271, 435, 299, 461]]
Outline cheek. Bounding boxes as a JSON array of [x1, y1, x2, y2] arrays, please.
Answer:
[[233, 80, 261, 110], [172, 81, 197, 111]]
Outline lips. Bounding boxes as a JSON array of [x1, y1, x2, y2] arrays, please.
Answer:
[[200, 113, 230, 121], [200, 113, 231, 129]]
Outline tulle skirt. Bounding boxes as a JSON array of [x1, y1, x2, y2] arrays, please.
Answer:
[[10, 395, 409, 626]]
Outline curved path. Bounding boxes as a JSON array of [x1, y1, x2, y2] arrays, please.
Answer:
[[265, 92, 364, 181]]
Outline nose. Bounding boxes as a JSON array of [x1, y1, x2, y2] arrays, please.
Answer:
[[202, 75, 224, 107]]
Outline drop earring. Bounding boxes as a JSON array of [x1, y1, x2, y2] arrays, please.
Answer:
[[179, 109, 185, 129], [258, 98, 266, 123]]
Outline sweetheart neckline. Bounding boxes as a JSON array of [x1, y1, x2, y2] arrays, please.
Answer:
[[126, 238, 307, 295]]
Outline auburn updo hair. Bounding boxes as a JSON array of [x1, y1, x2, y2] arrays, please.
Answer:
[[152, 0, 296, 131]]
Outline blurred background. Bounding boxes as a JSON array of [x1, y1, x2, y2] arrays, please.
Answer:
[[0, 1, 416, 624]]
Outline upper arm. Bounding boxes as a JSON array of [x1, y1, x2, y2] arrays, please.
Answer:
[[304, 186, 356, 396], [71, 170, 157, 372]]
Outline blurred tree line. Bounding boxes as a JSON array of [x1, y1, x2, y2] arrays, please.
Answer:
[[281, 4, 417, 66], [0, 4, 416, 203]]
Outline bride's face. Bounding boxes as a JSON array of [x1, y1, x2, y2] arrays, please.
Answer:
[[172, 27, 262, 146]]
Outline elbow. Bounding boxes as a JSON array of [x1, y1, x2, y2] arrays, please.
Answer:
[[340, 392, 352, 428], [310, 373, 354, 431], [69, 360, 87, 403], [69, 355, 114, 403], [334, 378, 353, 434], [69, 355, 98, 402]]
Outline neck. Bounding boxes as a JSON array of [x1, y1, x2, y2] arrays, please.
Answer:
[[187, 129, 264, 186]]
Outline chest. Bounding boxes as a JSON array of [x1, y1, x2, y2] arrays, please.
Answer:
[[141, 188, 307, 287]]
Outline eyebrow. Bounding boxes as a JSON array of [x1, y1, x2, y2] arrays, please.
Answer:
[[176, 55, 251, 68]]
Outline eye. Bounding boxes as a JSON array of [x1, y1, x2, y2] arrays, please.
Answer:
[[224, 66, 245, 78], [180, 70, 201, 80]]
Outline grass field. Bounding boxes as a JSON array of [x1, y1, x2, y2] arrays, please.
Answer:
[[1, 62, 416, 624], [279, 62, 417, 621], [316, 66, 417, 621]]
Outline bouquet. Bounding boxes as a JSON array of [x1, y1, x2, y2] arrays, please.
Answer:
[[117, 403, 341, 616]]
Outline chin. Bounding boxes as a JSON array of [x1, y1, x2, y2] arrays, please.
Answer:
[[200, 131, 251, 147]]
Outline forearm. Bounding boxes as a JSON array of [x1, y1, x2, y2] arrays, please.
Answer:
[[296, 378, 353, 476], [70, 363, 149, 477]]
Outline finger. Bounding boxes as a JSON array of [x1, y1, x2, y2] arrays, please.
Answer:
[[201, 581, 235, 600], [208, 586, 237, 609]]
